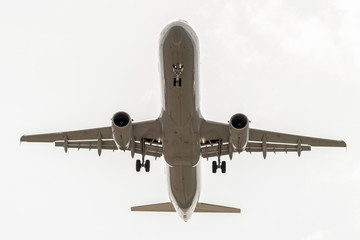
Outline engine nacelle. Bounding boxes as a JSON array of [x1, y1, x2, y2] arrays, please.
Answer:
[[112, 111, 133, 150], [229, 113, 249, 152]]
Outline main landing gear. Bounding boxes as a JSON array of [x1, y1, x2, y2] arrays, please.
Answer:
[[211, 139, 226, 174], [212, 160, 226, 173], [136, 138, 150, 172], [136, 159, 150, 172]]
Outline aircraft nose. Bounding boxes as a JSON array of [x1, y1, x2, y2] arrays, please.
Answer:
[[167, 25, 188, 45], [171, 26, 182, 41], [161, 20, 199, 51]]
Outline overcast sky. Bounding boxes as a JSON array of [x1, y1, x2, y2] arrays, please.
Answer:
[[1, 0, 359, 239]]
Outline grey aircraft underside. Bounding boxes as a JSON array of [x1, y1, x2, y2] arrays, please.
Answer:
[[21, 20, 346, 222]]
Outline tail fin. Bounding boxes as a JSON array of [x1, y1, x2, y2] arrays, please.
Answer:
[[131, 202, 240, 213]]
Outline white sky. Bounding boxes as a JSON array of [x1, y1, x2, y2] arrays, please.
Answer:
[[1, 0, 359, 239]]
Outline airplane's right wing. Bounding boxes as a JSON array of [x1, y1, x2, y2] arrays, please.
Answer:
[[200, 120, 346, 159]]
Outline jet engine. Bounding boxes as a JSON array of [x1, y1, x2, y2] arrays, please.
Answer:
[[229, 113, 249, 152], [112, 111, 133, 150]]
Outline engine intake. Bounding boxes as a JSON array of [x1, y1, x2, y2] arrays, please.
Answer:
[[229, 113, 249, 152], [112, 111, 133, 150]]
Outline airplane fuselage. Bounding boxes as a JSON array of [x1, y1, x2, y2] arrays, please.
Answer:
[[159, 21, 202, 221]]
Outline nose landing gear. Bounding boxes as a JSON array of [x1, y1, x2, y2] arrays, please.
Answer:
[[172, 63, 183, 87]]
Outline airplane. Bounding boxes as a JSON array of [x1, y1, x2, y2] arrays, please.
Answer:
[[21, 20, 346, 222]]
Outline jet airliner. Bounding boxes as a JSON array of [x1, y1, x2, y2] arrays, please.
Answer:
[[21, 20, 346, 222]]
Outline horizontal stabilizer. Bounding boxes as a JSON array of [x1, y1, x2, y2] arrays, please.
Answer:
[[195, 203, 240, 213], [131, 202, 175, 212], [131, 202, 240, 213]]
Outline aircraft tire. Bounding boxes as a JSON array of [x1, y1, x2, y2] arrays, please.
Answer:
[[145, 160, 150, 172], [136, 160, 141, 172], [221, 161, 226, 173], [212, 161, 217, 173]]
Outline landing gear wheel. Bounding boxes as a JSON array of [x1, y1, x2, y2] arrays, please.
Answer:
[[145, 160, 150, 172], [221, 161, 226, 173], [136, 160, 141, 172], [212, 161, 217, 173]]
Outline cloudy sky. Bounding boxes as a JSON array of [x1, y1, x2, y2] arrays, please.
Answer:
[[1, 0, 359, 239]]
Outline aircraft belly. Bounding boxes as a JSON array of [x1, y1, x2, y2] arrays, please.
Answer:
[[167, 164, 201, 220], [159, 20, 202, 221], [160, 23, 201, 167], [162, 118, 201, 167]]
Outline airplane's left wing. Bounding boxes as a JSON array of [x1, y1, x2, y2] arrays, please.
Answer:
[[21, 119, 163, 158], [200, 119, 346, 160]]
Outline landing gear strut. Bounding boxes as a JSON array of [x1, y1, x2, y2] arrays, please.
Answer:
[[211, 139, 226, 174], [135, 138, 150, 172]]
